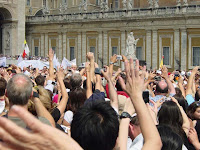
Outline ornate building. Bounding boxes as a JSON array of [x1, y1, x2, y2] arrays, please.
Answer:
[[1, 0, 200, 70]]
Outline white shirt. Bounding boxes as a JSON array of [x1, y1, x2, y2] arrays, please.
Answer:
[[128, 133, 144, 150], [64, 110, 73, 124]]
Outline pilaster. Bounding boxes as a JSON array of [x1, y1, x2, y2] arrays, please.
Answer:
[[181, 29, 187, 70], [146, 30, 152, 69], [174, 29, 180, 70], [152, 29, 158, 69]]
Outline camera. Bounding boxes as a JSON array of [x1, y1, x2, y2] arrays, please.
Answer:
[[154, 76, 161, 81]]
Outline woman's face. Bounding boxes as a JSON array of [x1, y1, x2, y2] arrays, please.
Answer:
[[194, 107, 200, 120]]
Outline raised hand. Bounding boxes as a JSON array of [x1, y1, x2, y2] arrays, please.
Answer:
[[110, 54, 117, 63], [86, 52, 94, 61], [48, 48, 54, 61]]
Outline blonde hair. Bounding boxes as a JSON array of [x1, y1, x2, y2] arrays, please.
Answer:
[[28, 86, 56, 115]]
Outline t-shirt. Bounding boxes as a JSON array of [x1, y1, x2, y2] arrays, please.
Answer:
[[186, 94, 195, 106], [7, 116, 51, 129], [0, 100, 5, 114]]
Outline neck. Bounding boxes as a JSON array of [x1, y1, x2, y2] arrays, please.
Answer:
[[8, 104, 28, 117], [0, 96, 5, 100]]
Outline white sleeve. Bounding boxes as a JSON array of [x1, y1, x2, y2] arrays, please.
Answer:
[[64, 111, 74, 124]]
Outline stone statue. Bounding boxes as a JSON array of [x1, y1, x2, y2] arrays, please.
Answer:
[[29, 6, 32, 15], [148, 0, 153, 8], [176, 0, 181, 6], [183, 0, 188, 6], [126, 32, 139, 60], [100, 0, 109, 11], [79, 0, 87, 12], [154, 0, 159, 8], [6, 32, 10, 49], [122, 0, 127, 9], [83, 1, 87, 12], [58, 3, 67, 14], [42, 6, 50, 15], [127, 0, 133, 9]]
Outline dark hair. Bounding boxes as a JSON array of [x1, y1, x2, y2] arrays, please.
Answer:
[[173, 96, 188, 112], [68, 87, 86, 113], [116, 73, 126, 91], [187, 101, 200, 120], [195, 89, 200, 101], [157, 125, 183, 150], [35, 75, 45, 86], [174, 88, 184, 98], [156, 82, 168, 93], [63, 77, 72, 90], [0, 77, 7, 96], [130, 116, 140, 126], [71, 101, 119, 150], [70, 73, 82, 89], [7, 74, 33, 105], [158, 101, 185, 141]]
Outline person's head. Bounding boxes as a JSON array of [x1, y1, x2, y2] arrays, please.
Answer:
[[35, 75, 45, 86], [6, 74, 33, 106], [0, 77, 7, 96], [129, 116, 141, 140], [187, 101, 200, 120], [70, 73, 82, 89], [63, 77, 72, 90], [174, 87, 184, 98], [7, 67, 12, 75], [71, 101, 119, 150], [28, 86, 54, 115], [157, 125, 183, 150], [155, 80, 168, 95], [173, 96, 188, 112], [195, 89, 200, 101], [71, 64, 77, 71], [43, 66, 47, 71], [158, 101, 184, 140], [116, 73, 126, 91], [68, 87, 86, 113]]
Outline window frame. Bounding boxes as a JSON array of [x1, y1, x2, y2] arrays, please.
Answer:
[[162, 46, 170, 66], [192, 46, 200, 66]]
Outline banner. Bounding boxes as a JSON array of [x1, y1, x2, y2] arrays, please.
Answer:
[[18, 60, 49, 70], [0, 57, 6, 67]]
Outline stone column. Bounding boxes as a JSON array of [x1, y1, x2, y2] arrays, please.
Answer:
[[103, 31, 108, 65], [181, 29, 187, 70], [82, 31, 86, 63], [174, 29, 180, 70], [77, 32, 82, 65], [121, 30, 126, 69], [146, 30, 152, 69], [58, 33, 62, 60], [41, 34, 45, 56], [17, 0, 25, 55], [44, 33, 48, 56], [152, 30, 158, 69], [98, 31, 103, 67], [62, 32, 66, 58]]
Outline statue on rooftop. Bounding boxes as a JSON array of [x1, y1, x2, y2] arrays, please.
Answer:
[[126, 32, 139, 60], [122, 0, 127, 10], [100, 0, 109, 11], [127, 0, 133, 9]]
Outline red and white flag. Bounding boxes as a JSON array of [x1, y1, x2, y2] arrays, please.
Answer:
[[22, 40, 30, 58]]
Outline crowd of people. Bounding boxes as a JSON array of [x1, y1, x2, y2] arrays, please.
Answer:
[[0, 48, 199, 150]]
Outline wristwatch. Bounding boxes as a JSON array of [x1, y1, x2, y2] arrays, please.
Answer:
[[120, 112, 132, 119], [33, 91, 39, 98], [110, 62, 115, 65]]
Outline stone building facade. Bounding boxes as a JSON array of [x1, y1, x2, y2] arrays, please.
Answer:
[[1, 0, 200, 70], [0, 0, 25, 56]]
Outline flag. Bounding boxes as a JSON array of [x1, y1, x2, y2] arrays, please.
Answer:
[[17, 55, 23, 65], [53, 54, 60, 68], [22, 40, 30, 58], [159, 56, 164, 69]]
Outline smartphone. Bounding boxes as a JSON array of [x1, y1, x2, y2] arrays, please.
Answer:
[[117, 55, 122, 60], [142, 91, 149, 103], [154, 76, 161, 81], [94, 68, 102, 75]]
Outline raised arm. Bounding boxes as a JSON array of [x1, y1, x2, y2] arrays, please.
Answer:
[[32, 96, 55, 127], [119, 59, 162, 150], [178, 75, 186, 98], [56, 67, 68, 115], [186, 67, 199, 95], [161, 65, 176, 94], [109, 54, 117, 76], [101, 66, 118, 111], [86, 52, 95, 83], [48, 48, 55, 81], [85, 62, 92, 99]]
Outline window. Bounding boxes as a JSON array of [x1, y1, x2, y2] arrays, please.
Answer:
[[193, 47, 200, 66], [112, 47, 118, 56], [163, 47, 170, 65], [35, 47, 39, 56], [27, 0, 30, 6], [70, 47, 75, 60], [115, 0, 119, 9], [90, 47, 96, 56], [96, 0, 99, 5], [63, 0, 67, 4], [43, 0, 46, 6], [136, 47, 142, 60]]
